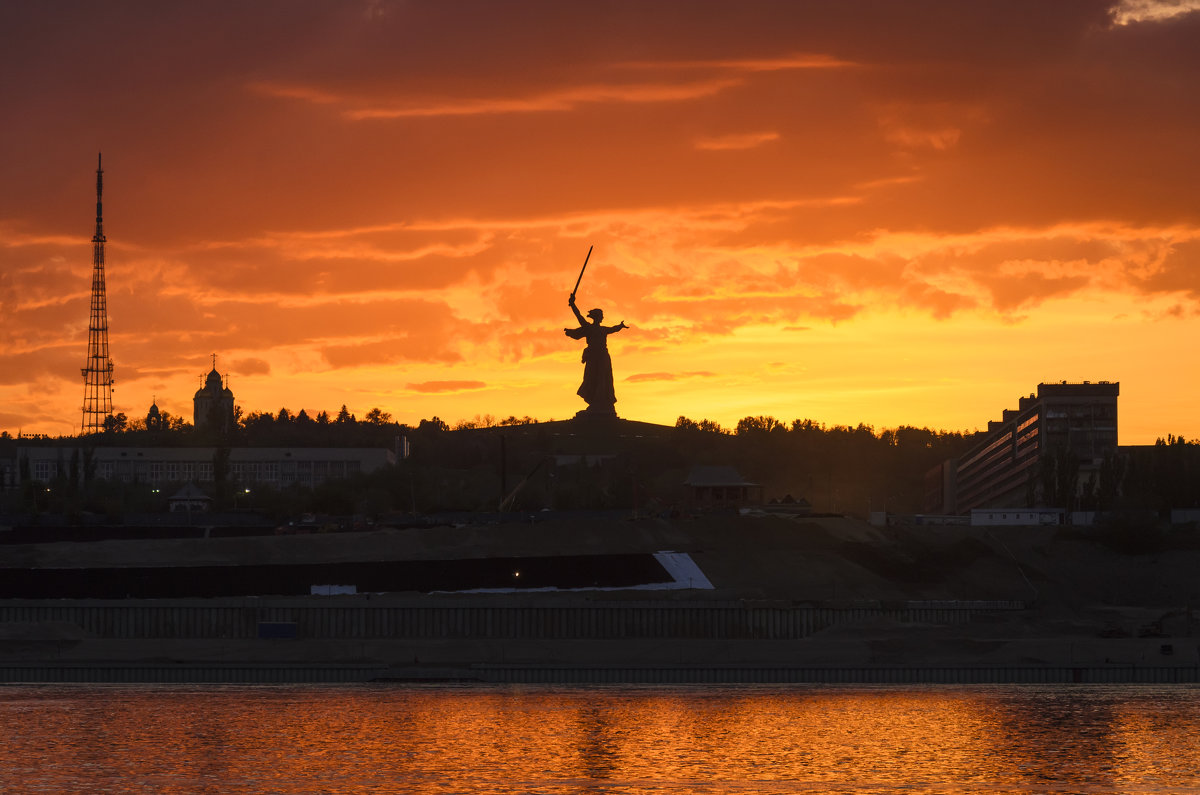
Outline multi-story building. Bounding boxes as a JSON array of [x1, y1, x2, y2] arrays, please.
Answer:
[[929, 381, 1119, 514]]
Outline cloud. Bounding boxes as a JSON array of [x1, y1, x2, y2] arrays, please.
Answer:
[[0, 346, 80, 386], [1111, 0, 1200, 25], [620, 53, 858, 72], [1134, 239, 1200, 297], [232, 357, 271, 376], [694, 131, 780, 151], [321, 336, 466, 369], [251, 77, 744, 120], [249, 49, 857, 123], [406, 380, 487, 393], [625, 371, 716, 383], [4, 1, 1200, 437], [982, 272, 1091, 313]]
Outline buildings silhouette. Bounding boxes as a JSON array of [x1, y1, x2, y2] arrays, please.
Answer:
[[926, 381, 1119, 514]]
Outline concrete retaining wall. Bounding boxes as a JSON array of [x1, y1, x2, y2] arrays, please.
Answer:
[[0, 598, 1016, 641]]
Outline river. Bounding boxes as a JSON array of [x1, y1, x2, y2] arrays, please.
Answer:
[[2, 683, 1198, 793]]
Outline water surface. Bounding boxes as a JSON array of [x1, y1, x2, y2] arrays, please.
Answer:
[[2, 684, 1198, 793]]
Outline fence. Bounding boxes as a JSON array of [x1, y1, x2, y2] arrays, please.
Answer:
[[0, 597, 1022, 641]]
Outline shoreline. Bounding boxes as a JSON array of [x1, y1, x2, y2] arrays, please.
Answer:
[[2, 515, 1198, 685], [3, 661, 1199, 685]]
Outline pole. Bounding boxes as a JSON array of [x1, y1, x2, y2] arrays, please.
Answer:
[[570, 245, 593, 301]]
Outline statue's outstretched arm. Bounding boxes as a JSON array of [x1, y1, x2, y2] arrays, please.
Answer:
[[568, 299, 587, 326]]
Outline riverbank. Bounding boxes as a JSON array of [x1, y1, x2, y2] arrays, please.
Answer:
[[1, 514, 1197, 682]]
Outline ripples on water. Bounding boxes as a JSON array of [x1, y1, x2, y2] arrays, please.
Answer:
[[1, 683, 1199, 793]]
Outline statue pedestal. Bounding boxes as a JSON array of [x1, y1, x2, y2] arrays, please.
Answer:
[[574, 407, 618, 422]]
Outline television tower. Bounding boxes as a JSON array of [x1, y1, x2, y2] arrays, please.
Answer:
[[81, 152, 114, 435]]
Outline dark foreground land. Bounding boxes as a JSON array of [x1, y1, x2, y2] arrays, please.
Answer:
[[1, 514, 1197, 683]]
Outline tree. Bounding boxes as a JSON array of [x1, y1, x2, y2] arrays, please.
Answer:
[[365, 407, 393, 425], [213, 446, 231, 486], [336, 405, 354, 424], [241, 411, 274, 433], [675, 416, 700, 431], [81, 446, 96, 483], [1036, 444, 1080, 509], [736, 416, 785, 435], [103, 413, 128, 433], [418, 416, 449, 432], [454, 414, 496, 430]]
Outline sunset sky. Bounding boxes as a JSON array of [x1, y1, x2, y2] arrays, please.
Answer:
[[2, 0, 1199, 442]]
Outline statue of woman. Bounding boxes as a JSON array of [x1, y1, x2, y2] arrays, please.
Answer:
[[564, 295, 627, 415]]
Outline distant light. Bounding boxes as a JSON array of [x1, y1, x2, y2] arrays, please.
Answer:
[[512, 570, 521, 578]]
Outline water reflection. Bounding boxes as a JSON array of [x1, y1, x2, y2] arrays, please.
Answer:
[[1, 684, 1199, 793]]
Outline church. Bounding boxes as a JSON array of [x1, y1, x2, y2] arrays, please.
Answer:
[[193, 358, 235, 433]]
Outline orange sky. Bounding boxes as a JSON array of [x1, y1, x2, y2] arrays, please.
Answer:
[[2, 0, 1199, 442]]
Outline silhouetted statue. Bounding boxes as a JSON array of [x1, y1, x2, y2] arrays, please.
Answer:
[[565, 295, 627, 416]]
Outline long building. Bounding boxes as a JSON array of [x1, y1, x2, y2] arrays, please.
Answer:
[[5, 446, 392, 489], [927, 381, 1119, 514]]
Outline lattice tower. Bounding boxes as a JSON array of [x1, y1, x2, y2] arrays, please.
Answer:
[[81, 152, 114, 434]]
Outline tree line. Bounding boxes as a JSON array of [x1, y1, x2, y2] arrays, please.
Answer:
[[7, 408, 1200, 521]]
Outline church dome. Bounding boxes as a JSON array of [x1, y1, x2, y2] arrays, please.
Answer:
[[147, 402, 160, 417]]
